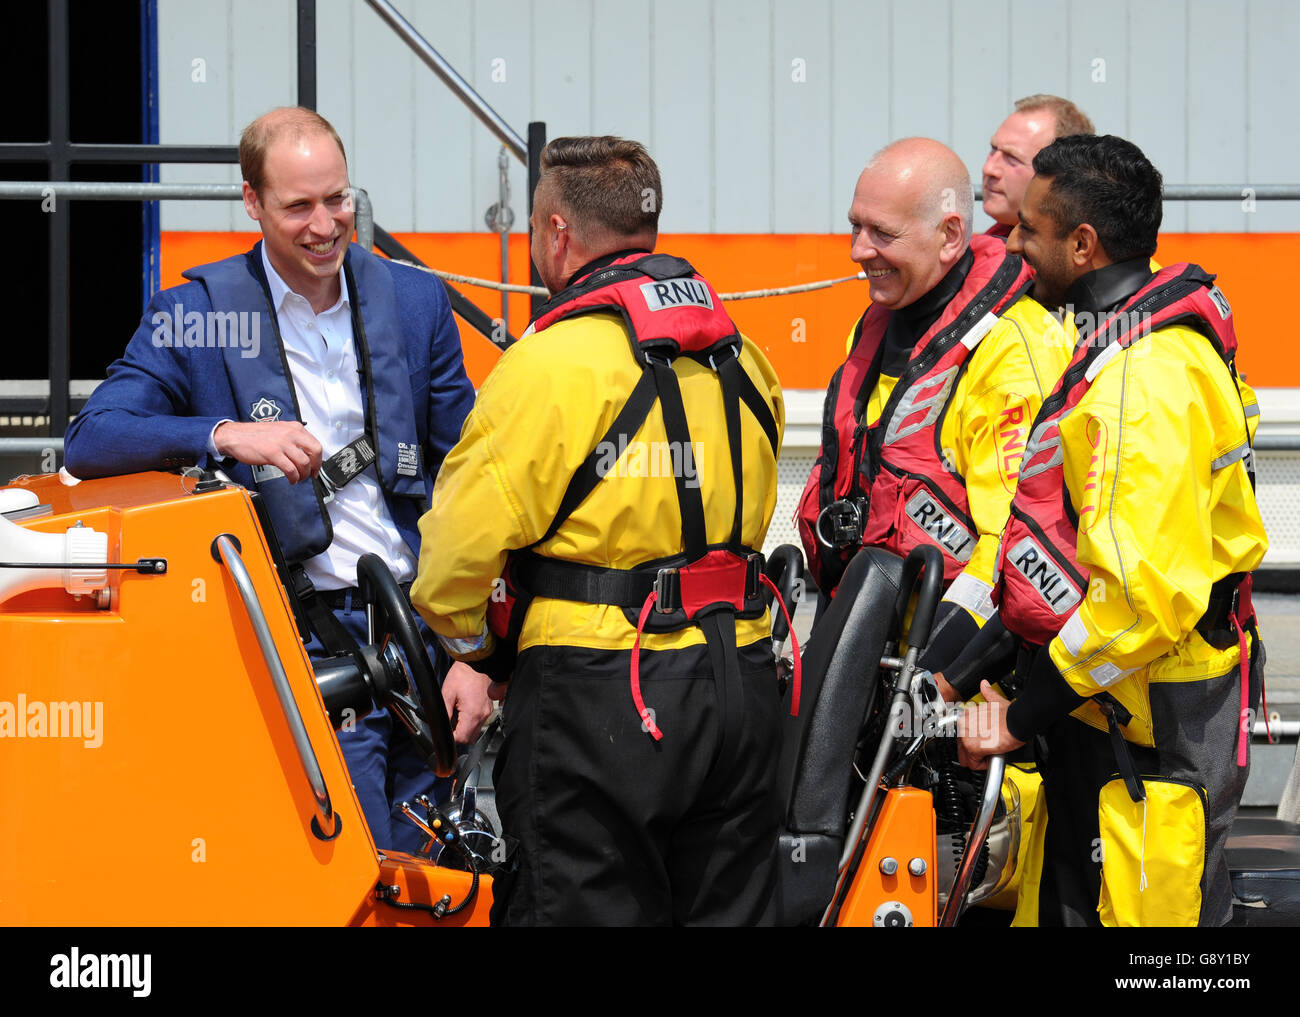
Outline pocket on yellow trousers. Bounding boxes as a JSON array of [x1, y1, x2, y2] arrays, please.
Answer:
[[1097, 776, 1207, 927]]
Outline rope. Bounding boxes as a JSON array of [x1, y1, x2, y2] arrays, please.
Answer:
[[717, 273, 866, 300], [391, 259, 867, 301]]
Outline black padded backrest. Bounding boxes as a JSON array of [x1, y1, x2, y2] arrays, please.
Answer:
[[778, 546, 904, 834]]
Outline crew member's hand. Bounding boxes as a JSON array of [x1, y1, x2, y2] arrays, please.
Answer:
[[487, 681, 510, 703], [958, 680, 1025, 770], [933, 671, 961, 704], [213, 420, 322, 483], [440, 660, 494, 744]]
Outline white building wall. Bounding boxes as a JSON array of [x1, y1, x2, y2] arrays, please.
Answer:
[[158, 0, 1300, 235]]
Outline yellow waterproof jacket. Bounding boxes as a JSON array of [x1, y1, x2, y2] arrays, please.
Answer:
[[1046, 322, 1266, 744], [411, 310, 785, 656], [856, 294, 1070, 620]]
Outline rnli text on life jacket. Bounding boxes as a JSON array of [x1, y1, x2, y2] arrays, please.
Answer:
[[1006, 535, 1082, 614], [639, 277, 714, 312], [904, 491, 975, 562]]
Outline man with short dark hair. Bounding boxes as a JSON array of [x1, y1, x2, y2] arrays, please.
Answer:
[[982, 94, 1095, 237], [955, 134, 1267, 927], [411, 136, 787, 925], [65, 106, 489, 852]]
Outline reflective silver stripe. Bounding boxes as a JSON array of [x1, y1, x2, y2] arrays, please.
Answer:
[[943, 572, 996, 621], [1059, 610, 1088, 658], [1088, 661, 1135, 688], [1244, 403, 1260, 419], [439, 629, 490, 657], [1211, 442, 1250, 471], [960, 311, 1000, 350], [1084, 339, 1127, 382], [884, 366, 959, 446]]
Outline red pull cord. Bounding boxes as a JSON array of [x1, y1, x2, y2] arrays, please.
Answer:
[[760, 574, 802, 716], [631, 592, 664, 741]]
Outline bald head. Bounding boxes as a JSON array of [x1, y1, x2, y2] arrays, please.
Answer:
[[847, 138, 973, 309], [865, 138, 975, 242]]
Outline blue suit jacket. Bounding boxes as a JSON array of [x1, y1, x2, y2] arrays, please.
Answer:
[[65, 242, 476, 566]]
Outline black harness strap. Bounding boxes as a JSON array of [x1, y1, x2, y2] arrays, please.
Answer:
[[290, 565, 361, 656], [536, 370, 660, 547], [517, 551, 764, 614], [1096, 694, 1146, 803], [650, 359, 709, 561], [702, 610, 745, 788], [317, 433, 378, 503], [717, 353, 746, 546], [736, 365, 779, 457]]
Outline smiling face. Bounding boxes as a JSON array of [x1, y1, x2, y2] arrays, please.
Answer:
[[982, 110, 1057, 227], [848, 165, 951, 311], [242, 130, 352, 312], [1007, 175, 1078, 309]]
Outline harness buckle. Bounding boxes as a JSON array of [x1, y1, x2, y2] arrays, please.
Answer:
[[654, 567, 680, 613], [745, 553, 763, 600], [815, 498, 864, 550], [316, 470, 337, 505]]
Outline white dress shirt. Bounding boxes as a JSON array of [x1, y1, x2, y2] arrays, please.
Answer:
[[241, 248, 417, 590]]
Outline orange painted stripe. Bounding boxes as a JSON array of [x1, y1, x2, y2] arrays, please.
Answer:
[[162, 231, 1300, 389]]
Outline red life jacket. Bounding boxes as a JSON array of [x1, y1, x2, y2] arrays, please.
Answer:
[[486, 252, 798, 739], [796, 235, 1033, 592], [992, 263, 1245, 646]]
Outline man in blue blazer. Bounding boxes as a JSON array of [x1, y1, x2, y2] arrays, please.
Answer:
[[65, 107, 488, 852]]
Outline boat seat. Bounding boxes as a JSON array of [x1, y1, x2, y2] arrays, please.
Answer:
[[774, 546, 905, 926], [1227, 815, 1300, 926]]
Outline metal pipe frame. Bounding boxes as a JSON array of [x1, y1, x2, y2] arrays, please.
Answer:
[[214, 534, 338, 840], [362, 0, 527, 162], [0, 143, 239, 164], [352, 188, 374, 251], [939, 754, 1008, 927], [372, 226, 517, 348], [0, 182, 242, 200], [297, 0, 317, 111], [0, 182, 374, 250], [528, 122, 547, 318], [970, 185, 1300, 202]]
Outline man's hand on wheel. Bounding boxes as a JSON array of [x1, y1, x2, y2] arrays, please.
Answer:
[[213, 420, 323, 483]]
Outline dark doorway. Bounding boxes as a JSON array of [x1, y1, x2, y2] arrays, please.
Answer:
[[0, 1, 150, 384]]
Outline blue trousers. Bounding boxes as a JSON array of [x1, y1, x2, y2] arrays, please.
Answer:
[[302, 597, 451, 854]]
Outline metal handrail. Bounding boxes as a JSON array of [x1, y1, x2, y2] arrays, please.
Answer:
[[0, 438, 65, 454], [939, 754, 1007, 927], [10, 433, 1300, 457], [0, 182, 240, 200], [971, 184, 1300, 202], [11, 178, 1289, 204], [214, 533, 338, 840], [0, 182, 375, 251], [363, 0, 527, 163]]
